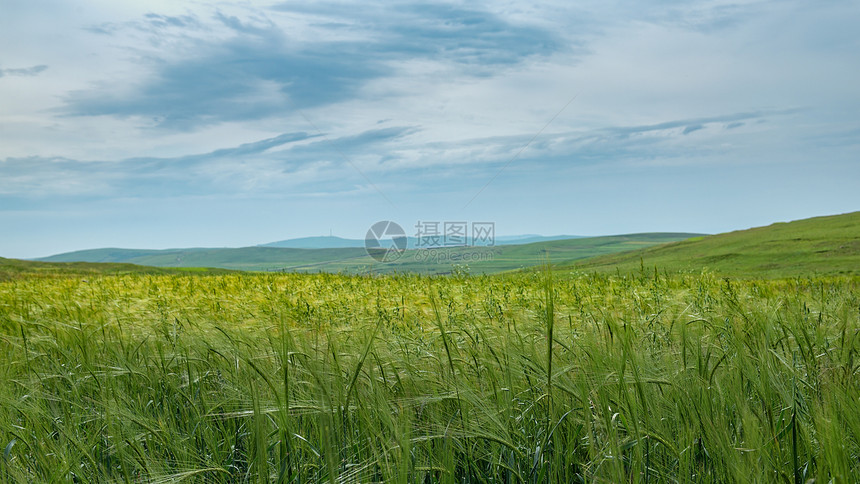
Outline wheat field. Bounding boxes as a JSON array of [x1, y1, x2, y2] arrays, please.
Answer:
[[1, 270, 857, 482]]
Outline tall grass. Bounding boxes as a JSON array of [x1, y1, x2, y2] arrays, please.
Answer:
[[0, 271, 857, 482]]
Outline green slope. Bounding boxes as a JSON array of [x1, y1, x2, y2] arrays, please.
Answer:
[[36, 248, 184, 263], [0, 257, 233, 282], [38, 233, 701, 275], [41, 247, 371, 271], [335, 232, 700, 274], [567, 212, 860, 277]]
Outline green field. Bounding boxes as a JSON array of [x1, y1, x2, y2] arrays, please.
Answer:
[[36, 233, 701, 275], [1, 269, 858, 482], [2, 213, 859, 482], [568, 211, 860, 277]]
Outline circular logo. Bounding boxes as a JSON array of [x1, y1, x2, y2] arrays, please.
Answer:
[[365, 221, 407, 262]]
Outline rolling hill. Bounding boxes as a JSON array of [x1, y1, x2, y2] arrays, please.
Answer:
[[259, 234, 585, 249], [566, 211, 860, 277], [39, 247, 370, 272], [37, 233, 701, 275], [260, 236, 366, 249], [0, 257, 233, 282], [12, 212, 859, 278]]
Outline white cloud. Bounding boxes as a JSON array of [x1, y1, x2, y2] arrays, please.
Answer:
[[0, 0, 858, 257]]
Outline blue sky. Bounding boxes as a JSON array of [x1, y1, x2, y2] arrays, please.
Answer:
[[1, 0, 858, 258]]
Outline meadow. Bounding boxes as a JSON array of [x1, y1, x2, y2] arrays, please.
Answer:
[[0, 270, 858, 482]]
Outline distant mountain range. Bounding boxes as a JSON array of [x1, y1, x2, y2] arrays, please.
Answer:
[[258, 234, 585, 249]]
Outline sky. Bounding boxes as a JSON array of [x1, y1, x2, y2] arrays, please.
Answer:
[[1, 0, 858, 258]]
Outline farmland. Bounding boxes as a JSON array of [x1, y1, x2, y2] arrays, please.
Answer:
[[1, 269, 858, 482]]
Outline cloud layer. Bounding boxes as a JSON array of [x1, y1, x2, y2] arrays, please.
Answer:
[[1, 0, 858, 258]]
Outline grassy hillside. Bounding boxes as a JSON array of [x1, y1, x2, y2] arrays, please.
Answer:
[[259, 235, 585, 249], [38, 233, 701, 274], [0, 257, 232, 282], [40, 247, 371, 271], [567, 211, 860, 277], [342, 232, 700, 274]]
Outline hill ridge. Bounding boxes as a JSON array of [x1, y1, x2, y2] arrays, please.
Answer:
[[36, 233, 703, 274], [567, 211, 860, 277]]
